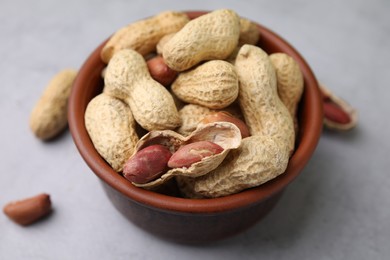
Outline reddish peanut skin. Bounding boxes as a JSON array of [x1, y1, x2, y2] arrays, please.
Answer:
[[168, 141, 224, 168], [3, 193, 52, 226], [201, 111, 250, 138], [123, 145, 172, 184], [147, 56, 178, 87], [323, 101, 351, 124]]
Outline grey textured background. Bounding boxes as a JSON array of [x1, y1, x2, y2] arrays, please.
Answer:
[[1, 0, 389, 259]]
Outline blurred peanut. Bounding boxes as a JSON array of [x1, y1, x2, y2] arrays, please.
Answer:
[[320, 84, 357, 131], [30, 69, 77, 140], [3, 193, 52, 226], [238, 17, 260, 46], [323, 102, 351, 124]]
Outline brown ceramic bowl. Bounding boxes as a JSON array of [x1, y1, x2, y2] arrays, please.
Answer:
[[68, 11, 323, 243]]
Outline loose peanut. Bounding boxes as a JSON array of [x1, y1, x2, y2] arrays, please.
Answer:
[[269, 53, 304, 135], [3, 193, 52, 226], [101, 11, 189, 63], [171, 60, 239, 109], [30, 69, 77, 140], [85, 93, 139, 172], [123, 145, 172, 184], [146, 55, 178, 87], [320, 84, 357, 130], [168, 141, 224, 168], [200, 111, 250, 138], [163, 9, 240, 71], [104, 49, 181, 131]]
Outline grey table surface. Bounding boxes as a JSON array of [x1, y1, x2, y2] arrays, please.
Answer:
[[1, 0, 389, 259]]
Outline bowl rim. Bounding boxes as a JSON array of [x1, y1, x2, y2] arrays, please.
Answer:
[[68, 10, 323, 214]]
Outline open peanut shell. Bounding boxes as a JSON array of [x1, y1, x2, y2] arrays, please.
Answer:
[[320, 84, 358, 131], [131, 122, 242, 189]]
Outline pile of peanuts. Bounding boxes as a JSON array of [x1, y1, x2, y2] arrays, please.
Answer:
[[28, 9, 355, 199], [85, 9, 303, 198], [4, 9, 359, 227]]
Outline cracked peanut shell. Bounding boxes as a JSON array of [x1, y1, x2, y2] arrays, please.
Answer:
[[131, 122, 242, 189]]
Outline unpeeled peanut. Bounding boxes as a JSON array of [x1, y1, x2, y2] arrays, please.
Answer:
[[225, 17, 261, 64], [238, 17, 260, 46], [85, 93, 139, 172], [104, 49, 181, 131], [156, 33, 175, 55], [158, 17, 259, 56], [3, 193, 52, 226], [123, 145, 172, 184], [171, 60, 239, 109], [30, 69, 77, 140], [163, 9, 240, 71], [168, 141, 224, 168], [177, 104, 215, 136], [101, 11, 189, 63], [236, 45, 295, 154], [269, 53, 304, 135]]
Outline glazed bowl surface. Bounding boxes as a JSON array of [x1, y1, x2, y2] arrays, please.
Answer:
[[68, 11, 323, 243]]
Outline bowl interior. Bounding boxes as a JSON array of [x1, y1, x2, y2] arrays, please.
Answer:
[[68, 11, 323, 214]]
